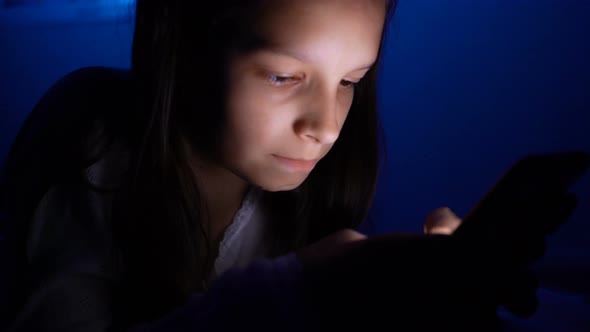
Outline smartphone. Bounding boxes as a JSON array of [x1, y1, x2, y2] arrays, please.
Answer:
[[453, 150, 590, 240]]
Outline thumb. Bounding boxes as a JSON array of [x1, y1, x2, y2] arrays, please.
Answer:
[[424, 207, 462, 235], [297, 229, 367, 265]]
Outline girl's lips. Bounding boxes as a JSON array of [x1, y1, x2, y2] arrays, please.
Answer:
[[272, 154, 319, 171]]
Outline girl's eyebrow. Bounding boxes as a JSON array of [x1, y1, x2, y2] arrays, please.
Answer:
[[259, 47, 376, 71]]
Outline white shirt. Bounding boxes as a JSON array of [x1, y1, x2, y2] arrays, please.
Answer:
[[212, 186, 271, 280]]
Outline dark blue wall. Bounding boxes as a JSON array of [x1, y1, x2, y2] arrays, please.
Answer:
[[1, 0, 589, 285], [0, 2, 135, 165], [371, 0, 590, 251]]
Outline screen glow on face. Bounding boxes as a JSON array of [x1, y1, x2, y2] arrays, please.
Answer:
[[220, 0, 386, 191]]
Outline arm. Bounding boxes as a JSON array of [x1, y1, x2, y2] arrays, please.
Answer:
[[9, 253, 304, 332], [131, 254, 303, 332], [6, 183, 306, 332]]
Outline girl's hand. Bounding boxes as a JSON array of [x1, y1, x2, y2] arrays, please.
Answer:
[[297, 231, 503, 331], [424, 206, 463, 235], [296, 229, 367, 264]]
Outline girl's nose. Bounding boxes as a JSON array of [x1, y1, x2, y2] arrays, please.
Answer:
[[294, 89, 342, 145]]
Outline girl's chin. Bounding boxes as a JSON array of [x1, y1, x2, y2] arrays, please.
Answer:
[[254, 174, 309, 192], [257, 181, 304, 192]]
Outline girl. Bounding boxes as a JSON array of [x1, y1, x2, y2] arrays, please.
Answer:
[[1, 0, 575, 331]]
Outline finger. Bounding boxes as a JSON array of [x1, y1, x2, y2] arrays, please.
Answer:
[[424, 207, 462, 235], [329, 228, 367, 242], [297, 228, 367, 265]]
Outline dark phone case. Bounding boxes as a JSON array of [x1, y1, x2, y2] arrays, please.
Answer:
[[453, 151, 590, 240]]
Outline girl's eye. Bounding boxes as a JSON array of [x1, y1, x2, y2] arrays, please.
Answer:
[[265, 74, 359, 89], [340, 79, 359, 89], [266, 74, 298, 87]]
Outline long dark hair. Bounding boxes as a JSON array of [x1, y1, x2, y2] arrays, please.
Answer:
[[114, 0, 399, 326]]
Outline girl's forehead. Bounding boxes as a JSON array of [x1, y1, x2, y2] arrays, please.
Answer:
[[250, 0, 386, 65], [256, 0, 387, 25]]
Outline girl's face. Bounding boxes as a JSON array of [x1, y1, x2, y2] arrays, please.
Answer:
[[220, 0, 387, 191]]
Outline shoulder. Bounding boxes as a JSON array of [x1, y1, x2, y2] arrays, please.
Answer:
[[32, 66, 134, 139], [1, 66, 135, 224], [25, 65, 134, 136], [30, 66, 133, 118], [6, 66, 134, 158], [0, 67, 136, 327], [48, 66, 132, 96]]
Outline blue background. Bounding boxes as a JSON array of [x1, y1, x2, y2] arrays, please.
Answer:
[[1, 0, 589, 297]]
